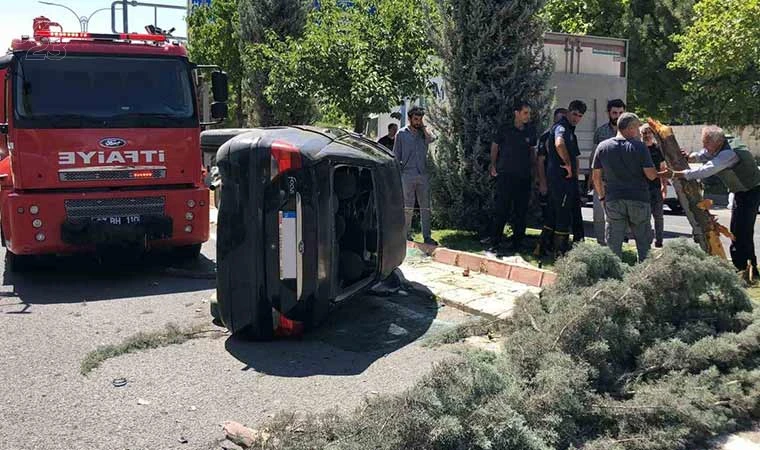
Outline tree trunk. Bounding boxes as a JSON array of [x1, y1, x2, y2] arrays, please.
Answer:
[[236, 80, 244, 127], [648, 119, 732, 258], [353, 113, 366, 134]]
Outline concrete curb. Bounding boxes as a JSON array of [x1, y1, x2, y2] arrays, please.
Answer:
[[406, 241, 557, 288]]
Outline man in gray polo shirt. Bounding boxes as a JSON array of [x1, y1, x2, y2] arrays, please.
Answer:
[[393, 106, 438, 245], [592, 112, 658, 261]]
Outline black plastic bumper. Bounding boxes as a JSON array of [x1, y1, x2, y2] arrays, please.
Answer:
[[61, 216, 173, 245]]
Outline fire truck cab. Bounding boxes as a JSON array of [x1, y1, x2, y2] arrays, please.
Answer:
[[0, 16, 228, 270]]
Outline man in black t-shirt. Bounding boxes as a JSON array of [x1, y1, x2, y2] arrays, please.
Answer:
[[487, 101, 538, 252], [378, 123, 398, 150]]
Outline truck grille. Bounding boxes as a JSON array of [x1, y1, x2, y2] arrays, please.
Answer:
[[59, 169, 166, 182], [64, 197, 166, 219]]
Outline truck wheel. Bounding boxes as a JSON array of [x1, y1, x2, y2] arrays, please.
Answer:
[[665, 199, 683, 214], [5, 251, 35, 272], [174, 243, 202, 260]]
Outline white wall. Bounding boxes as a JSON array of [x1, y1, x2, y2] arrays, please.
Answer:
[[670, 125, 760, 155]]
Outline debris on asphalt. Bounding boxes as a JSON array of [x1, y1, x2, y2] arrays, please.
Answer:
[[222, 421, 257, 448], [111, 377, 127, 387], [137, 398, 151, 405], [178, 436, 188, 444]]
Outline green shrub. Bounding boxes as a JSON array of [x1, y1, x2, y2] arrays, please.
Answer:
[[243, 240, 760, 450]]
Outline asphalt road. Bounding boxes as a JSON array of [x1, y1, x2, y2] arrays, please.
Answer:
[[580, 205, 760, 259], [0, 232, 472, 450]]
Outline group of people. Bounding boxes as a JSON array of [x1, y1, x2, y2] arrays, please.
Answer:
[[379, 100, 760, 277]]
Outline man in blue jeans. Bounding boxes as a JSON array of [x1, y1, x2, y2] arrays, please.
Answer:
[[592, 112, 659, 261], [393, 106, 438, 245]]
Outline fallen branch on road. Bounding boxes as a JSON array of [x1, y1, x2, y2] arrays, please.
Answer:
[[80, 322, 225, 375]]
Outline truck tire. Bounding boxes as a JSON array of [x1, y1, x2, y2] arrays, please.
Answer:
[[665, 199, 683, 214], [200, 129, 251, 154], [174, 243, 202, 260], [5, 251, 35, 272]]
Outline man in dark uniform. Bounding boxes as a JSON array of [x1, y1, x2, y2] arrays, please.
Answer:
[[672, 126, 760, 276], [486, 101, 537, 253], [546, 100, 587, 256], [535, 108, 567, 257]]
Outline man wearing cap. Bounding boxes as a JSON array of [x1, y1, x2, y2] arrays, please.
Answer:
[[393, 106, 438, 246], [671, 125, 760, 276]]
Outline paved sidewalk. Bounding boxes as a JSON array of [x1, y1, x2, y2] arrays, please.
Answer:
[[400, 249, 541, 320]]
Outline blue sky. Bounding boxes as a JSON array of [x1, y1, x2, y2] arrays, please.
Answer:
[[1, 0, 189, 50]]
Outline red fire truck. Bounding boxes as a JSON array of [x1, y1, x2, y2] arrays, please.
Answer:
[[0, 16, 228, 270]]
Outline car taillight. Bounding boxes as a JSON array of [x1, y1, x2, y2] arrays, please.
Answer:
[[270, 140, 302, 180]]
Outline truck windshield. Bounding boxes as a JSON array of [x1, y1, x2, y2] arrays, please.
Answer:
[[14, 54, 196, 128]]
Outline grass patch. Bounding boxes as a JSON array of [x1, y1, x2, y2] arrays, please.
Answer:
[[412, 228, 639, 268], [748, 285, 760, 306], [80, 322, 219, 375]]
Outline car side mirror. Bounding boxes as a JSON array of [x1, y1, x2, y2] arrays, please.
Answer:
[[211, 71, 228, 102], [211, 102, 228, 120]]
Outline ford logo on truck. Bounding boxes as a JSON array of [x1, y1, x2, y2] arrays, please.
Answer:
[[99, 138, 127, 148]]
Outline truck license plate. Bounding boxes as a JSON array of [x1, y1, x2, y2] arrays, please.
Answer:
[[92, 215, 142, 225]]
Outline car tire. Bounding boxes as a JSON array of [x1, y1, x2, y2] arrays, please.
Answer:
[[5, 250, 35, 272], [174, 243, 202, 260], [200, 129, 251, 154]]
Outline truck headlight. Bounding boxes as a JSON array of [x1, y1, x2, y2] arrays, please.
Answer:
[[29, 205, 39, 215], [35, 233, 46, 242], [185, 212, 194, 221], [187, 200, 196, 208], [32, 219, 43, 228]]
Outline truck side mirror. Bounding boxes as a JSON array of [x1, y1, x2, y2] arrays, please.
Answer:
[[211, 71, 228, 102], [211, 102, 228, 120]]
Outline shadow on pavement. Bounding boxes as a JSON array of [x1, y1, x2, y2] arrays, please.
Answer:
[[1, 247, 216, 306], [224, 291, 448, 377]]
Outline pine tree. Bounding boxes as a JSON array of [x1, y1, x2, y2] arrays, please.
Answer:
[[427, 0, 552, 231], [238, 0, 314, 126]]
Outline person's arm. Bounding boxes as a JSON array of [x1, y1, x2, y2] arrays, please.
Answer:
[[593, 168, 605, 201], [555, 136, 573, 179], [674, 150, 740, 181], [489, 142, 499, 177], [393, 132, 403, 165], [422, 125, 436, 144], [537, 155, 548, 194]]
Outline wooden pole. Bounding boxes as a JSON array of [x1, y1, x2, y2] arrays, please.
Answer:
[[647, 119, 733, 258]]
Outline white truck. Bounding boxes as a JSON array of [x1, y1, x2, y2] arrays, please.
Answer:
[[367, 32, 629, 204]]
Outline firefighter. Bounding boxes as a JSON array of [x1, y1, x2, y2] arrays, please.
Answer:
[[671, 125, 760, 277], [535, 107, 567, 257], [546, 100, 587, 256]]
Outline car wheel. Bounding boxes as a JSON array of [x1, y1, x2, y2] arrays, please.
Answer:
[[174, 243, 202, 260], [5, 250, 35, 272]]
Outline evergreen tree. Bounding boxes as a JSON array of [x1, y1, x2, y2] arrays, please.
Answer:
[[427, 0, 552, 231], [238, 0, 315, 126]]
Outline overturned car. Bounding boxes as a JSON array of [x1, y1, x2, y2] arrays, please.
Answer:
[[206, 126, 407, 339]]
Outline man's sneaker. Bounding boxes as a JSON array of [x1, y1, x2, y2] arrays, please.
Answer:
[[424, 238, 439, 246]]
